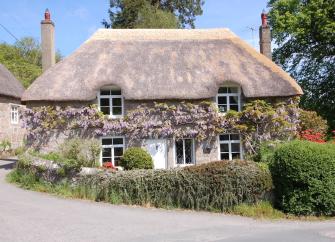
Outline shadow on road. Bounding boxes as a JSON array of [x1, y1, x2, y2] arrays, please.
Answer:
[[0, 160, 16, 170]]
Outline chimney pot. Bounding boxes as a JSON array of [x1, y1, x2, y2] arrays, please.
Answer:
[[261, 10, 268, 27], [44, 8, 51, 21]]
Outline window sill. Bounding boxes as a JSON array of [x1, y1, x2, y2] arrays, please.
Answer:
[[174, 163, 195, 168], [106, 115, 123, 119]]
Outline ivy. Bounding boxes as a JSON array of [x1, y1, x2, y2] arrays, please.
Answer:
[[22, 99, 299, 156]]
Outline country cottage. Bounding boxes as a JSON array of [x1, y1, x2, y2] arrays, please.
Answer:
[[22, 11, 303, 169], [0, 64, 25, 148]]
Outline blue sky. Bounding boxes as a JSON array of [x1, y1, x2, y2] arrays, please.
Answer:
[[0, 0, 268, 56]]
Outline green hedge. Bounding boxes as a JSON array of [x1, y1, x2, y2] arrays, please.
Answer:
[[120, 147, 153, 170], [75, 160, 272, 211], [271, 140, 335, 216]]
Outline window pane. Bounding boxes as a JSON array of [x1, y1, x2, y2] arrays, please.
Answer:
[[230, 105, 239, 111], [229, 96, 238, 105], [231, 143, 240, 152], [176, 140, 184, 164], [111, 89, 121, 95], [227, 87, 238, 93], [112, 107, 122, 115], [102, 139, 113, 145], [100, 90, 110, 95], [230, 134, 240, 141], [218, 87, 228, 93], [100, 98, 110, 106], [103, 158, 111, 163], [113, 138, 124, 145], [184, 139, 193, 164], [219, 134, 229, 141], [220, 153, 229, 160], [102, 147, 111, 157], [232, 153, 241, 160], [218, 105, 227, 113], [100, 107, 110, 115], [114, 157, 121, 166], [114, 147, 123, 156], [218, 96, 227, 104], [220, 144, 229, 152], [112, 98, 122, 106]]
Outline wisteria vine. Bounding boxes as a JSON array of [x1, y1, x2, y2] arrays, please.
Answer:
[[22, 99, 300, 155]]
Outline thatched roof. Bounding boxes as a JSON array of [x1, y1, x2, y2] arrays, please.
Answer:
[[22, 29, 302, 101], [0, 64, 25, 99]]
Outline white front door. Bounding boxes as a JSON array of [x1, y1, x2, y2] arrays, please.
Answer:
[[145, 139, 167, 169]]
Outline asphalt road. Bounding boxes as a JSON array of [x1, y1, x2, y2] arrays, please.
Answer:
[[0, 159, 334, 242]]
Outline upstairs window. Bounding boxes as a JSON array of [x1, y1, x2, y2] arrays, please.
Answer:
[[98, 87, 123, 117], [10, 105, 19, 124], [216, 86, 240, 113]]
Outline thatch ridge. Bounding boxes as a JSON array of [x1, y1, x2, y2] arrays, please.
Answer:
[[22, 29, 302, 102], [0, 64, 25, 99]]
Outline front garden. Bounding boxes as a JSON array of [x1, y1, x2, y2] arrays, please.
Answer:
[[5, 100, 335, 219]]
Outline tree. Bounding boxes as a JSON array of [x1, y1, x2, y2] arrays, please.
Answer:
[[102, 0, 204, 29], [0, 37, 62, 88], [268, 0, 335, 130]]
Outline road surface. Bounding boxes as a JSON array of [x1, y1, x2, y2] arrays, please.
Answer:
[[0, 159, 334, 242]]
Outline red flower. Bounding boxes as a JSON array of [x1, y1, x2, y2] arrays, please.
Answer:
[[103, 162, 115, 169], [300, 129, 326, 143]]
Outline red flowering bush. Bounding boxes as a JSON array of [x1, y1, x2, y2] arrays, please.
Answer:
[[300, 129, 326, 143], [103, 162, 116, 170]]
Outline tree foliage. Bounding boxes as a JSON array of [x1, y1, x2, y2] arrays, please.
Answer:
[[0, 37, 62, 88], [268, 0, 335, 130], [102, 0, 204, 29]]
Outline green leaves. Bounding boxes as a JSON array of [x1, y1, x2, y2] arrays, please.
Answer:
[[268, 0, 335, 130], [0, 37, 62, 88], [102, 0, 204, 29]]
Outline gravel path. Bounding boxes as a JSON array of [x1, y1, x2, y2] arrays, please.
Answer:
[[0, 159, 334, 242]]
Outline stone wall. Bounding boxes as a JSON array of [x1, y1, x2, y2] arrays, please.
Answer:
[[0, 96, 25, 148]]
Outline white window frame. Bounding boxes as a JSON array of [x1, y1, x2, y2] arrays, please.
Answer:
[[97, 86, 124, 118], [218, 134, 243, 160], [10, 104, 19, 124], [216, 86, 241, 113], [100, 136, 125, 166], [173, 138, 196, 167]]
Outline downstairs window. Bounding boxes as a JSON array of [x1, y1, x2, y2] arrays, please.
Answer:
[[219, 134, 242, 160], [101, 137, 124, 166], [175, 139, 195, 166]]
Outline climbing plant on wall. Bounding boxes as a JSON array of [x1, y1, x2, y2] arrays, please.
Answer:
[[22, 99, 300, 156]]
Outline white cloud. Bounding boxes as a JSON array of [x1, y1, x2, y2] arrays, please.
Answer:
[[68, 7, 89, 20]]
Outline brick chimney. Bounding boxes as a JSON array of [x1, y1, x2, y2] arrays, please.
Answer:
[[41, 9, 55, 71], [259, 10, 272, 59]]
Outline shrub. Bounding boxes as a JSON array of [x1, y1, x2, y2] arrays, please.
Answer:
[[0, 139, 11, 152], [75, 160, 272, 211], [58, 138, 101, 167], [299, 110, 328, 134], [254, 141, 283, 163], [14, 146, 26, 156], [120, 147, 153, 170], [271, 140, 335, 216]]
